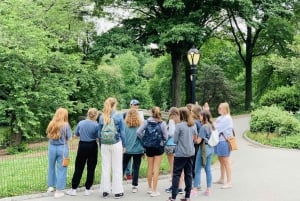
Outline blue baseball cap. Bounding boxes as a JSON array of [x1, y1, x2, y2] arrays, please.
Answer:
[[130, 99, 140, 105]]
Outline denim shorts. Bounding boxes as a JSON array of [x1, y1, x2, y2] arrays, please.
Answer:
[[214, 141, 230, 157]]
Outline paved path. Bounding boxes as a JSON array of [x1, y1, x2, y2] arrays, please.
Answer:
[[2, 115, 300, 201]]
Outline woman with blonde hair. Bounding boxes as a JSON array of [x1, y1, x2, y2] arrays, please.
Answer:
[[214, 102, 234, 189], [123, 108, 144, 193], [67, 108, 99, 196], [46, 108, 72, 198], [98, 97, 126, 199], [137, 106, 168, 197]]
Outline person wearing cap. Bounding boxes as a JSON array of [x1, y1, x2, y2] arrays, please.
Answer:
[[123, 99, 145, 180]]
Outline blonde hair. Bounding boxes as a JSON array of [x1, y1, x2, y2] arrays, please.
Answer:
[[168, 107, 180, 124], [102, 97, 117, 124], [219, 102, 231, 115], [151, 106, 162, 122], [87, 108, 99, 121], [125, 109, 142, 127], [47, 108, 69, 139]]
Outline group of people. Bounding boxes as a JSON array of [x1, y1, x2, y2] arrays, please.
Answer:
[[45, 97, 235, 201]]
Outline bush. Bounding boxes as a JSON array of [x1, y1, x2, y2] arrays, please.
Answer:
[[259, 86, 300, 112], [250, 106, 300, 136]]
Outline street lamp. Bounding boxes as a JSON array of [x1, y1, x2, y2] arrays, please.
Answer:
[[187, 47, 200, 104]]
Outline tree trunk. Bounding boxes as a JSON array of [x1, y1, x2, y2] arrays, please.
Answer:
[[171, 51, 182, 107], [245, 27, 253, 111]]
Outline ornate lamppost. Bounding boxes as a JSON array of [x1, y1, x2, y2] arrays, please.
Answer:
[[187, 47, 200, 104]]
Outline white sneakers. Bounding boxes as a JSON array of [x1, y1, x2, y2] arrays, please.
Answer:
[[47, 187, 54, 193], [132, 186, 138, 193], [54, 191, 64, 198], [84, 189, 93, 196], [66, 189, 77, 196]]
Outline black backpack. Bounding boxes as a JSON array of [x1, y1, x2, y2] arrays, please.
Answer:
[[142, 121, 163, 148]]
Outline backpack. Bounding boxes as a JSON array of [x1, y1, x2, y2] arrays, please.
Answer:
[[142, 121, 163, 148], [208, 128, 219, 147], [101, 115, 117, 144]]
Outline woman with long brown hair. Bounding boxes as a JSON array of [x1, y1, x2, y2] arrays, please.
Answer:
[[46, 108, 72, 198], [137, 106, 168, 197]]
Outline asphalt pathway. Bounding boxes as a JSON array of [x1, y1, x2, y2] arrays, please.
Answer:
[[2, 115, 300, 201]]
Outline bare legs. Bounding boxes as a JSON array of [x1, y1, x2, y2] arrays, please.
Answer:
[[147, 155, 163, 193], [217, 156, 232, 188]]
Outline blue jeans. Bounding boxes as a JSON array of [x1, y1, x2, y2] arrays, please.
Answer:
[[193, 145, 213, 188], [47, 143, 69, 190]]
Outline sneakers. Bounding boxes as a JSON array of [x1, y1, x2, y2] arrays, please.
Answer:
[[47, 187, 54, 193], [54, 191, 64, 198], [190, 189, 198, 198], [66, 189, 77, 196], [167, 197, 175, 201], [204, 190, 211, 196], [103, 192, 109, 199], [165, 186, 172, 193], [132, 186, 138, 193], [147, 189, 153, 194], [178, 188, 184, 194], [114, 193, 124, 199], [126, 174, 132, 180], [84, 189, 93, 196], [150, 191, 160, 197]]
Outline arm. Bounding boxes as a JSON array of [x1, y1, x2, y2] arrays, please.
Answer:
[[118, 114, 126, 147], [136, 120, 147, 139], [161, 121, 168, 141], [168, 119, 176, 137]]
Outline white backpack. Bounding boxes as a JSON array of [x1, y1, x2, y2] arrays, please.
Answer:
[[208, 128, 219, 147]]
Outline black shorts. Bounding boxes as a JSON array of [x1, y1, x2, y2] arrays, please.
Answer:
[[145, 146, 164, 157]]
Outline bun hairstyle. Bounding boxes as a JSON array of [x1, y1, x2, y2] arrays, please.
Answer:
[[151, 106, 162, 121]]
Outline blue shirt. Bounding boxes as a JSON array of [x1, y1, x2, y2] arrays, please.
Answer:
[[98, 111, 126, 147], [74, 119, 98, 142], [49, 124, 72, 145], [124, 126, 144, 154]]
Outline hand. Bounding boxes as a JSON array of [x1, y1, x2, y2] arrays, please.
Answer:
[[123, 147, 126, 153]]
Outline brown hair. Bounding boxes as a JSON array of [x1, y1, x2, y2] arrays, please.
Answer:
[[191, 104, 202, 120], [151, 106, 162, 122], [102, 97, 117, 124], [87, 108, 99, 121], [47, 108, 69, 139], [200, 110, 215, 130], [125, 109, 142, 127], [168, 107, 180, 124], [179, 107, 194, 127]]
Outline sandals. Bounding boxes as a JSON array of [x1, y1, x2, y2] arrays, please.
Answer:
[[213, 180, 225, 184], [221, 184, 232, 189]]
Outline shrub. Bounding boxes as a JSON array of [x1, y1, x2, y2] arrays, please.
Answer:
[[259, 86, 300, 112], [250, 106, 300, 136]]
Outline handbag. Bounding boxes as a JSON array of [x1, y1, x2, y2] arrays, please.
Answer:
[[221, 130, 238, 151]]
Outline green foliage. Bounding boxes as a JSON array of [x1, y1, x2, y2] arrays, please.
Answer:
[[259, 86, 300, 112], [250, 106, 300, 136], [6, 142, 28, 155]]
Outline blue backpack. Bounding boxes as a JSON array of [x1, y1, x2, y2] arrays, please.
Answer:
[[142, 121, 163, 148]]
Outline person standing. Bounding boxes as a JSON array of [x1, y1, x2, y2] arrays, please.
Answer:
[[137, 106, 168, 197], [123, 99, 144, 180], [214, 102, 234, 189], [122, 108, 144, 193], [98, 97, 126, 199], [66, 108, 99, 196], [164, 107, 184, 194], [192, 110, 215, 196], [167, 107, 196, 201], [46, 108, 72, 198]]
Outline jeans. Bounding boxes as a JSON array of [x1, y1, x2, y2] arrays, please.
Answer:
[[123, 153, 143, 186], [71, 141, 98, 190], [47, 143, 69, 190], [125, 160, 132, 176], [172, 156, 193, 200], [193, 145, 213, 188]]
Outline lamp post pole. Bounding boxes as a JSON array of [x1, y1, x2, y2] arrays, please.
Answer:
[[187, 47, 200, 104]]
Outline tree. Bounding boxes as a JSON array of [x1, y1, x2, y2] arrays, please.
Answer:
[[224, 0, 297, 110]]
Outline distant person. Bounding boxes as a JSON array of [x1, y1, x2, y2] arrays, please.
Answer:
[[137, 106, 168, 197], [122, 108, 144, 193], [164, 107, 184, 194], [214, 102, 234, 189], [123, 99, 144, 180], [66, 108, 99, 196], [192, 110, 215, 196], [46, 108, 72, 198], [203, 102, 210, 111], [167, 107, 196, 201], [98, 97, 126, 199]]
